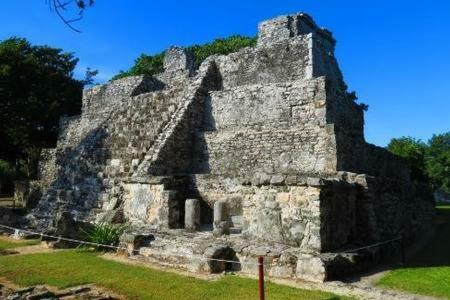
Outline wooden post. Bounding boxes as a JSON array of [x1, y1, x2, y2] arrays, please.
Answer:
[[258, 256, 265, 300]]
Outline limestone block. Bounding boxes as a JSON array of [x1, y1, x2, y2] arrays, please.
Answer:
[[213, 201, 227, 226], [164, 46, 194, 75], [295, 253, 326, 282], [185, 199, 201, 231], [119, 233, 154, 255], [231, 215, 243, 227], [270, 174, 285, 185]]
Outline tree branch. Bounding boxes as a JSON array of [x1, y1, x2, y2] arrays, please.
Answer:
[[48, 0, 93, 33]]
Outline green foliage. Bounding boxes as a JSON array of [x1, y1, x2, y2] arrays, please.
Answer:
[[359, 103, 369, 111], [112, 35, 257, 80], [80, 222, 126, 249], [0, 37, 84, 178], [387, 133, 450, 192], [0, 250, 350, 299], [82, 67, 98, 86], [186, 35, 257, 68], [113, 53, 164, 80], [387, 137, 427, 180], [426, 133, 450, 193]]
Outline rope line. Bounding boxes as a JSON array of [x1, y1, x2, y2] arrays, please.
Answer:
[[0, 223, 258, 266], [339, 237, 402, 254], [0, 223, 402, 265]]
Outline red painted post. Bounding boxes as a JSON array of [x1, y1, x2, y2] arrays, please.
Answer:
[[258, 256, 265, 300]]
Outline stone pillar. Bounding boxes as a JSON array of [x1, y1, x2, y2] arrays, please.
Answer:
[[185, 199, 200, 231], [213, 201, 226, 226], [213, 201, 229, 235]]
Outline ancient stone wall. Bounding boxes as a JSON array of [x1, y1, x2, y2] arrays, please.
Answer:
[[192, 78, 336, 176], [27, 12, 435, 281]]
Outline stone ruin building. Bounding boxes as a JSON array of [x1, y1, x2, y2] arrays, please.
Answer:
[[20, 13, 433, 281]]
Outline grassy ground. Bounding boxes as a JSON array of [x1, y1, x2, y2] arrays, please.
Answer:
[[0, 237, 40, 250], [377, 203, 450, 298], [0, 250, 349, 300]]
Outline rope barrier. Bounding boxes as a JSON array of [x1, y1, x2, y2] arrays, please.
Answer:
[[0, 222, 408, 300], [339, 237, 402, 254], [0, 223, 403, 265], [0, 223, 258, 266]]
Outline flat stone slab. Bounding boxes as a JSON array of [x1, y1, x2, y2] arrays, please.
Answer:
[[121, 228, 369, 282]]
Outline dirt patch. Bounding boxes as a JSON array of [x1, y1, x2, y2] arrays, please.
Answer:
[[0, 236, 27, 243], [0, 249, 19, 256], [0, 236, 67, 255]]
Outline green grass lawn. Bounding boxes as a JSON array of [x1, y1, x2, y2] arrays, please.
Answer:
[[0, 238, 40, 250], [0, 250, 349, 300], [377, 204, 450, 298]]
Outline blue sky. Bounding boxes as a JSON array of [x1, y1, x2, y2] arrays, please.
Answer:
[[1, 1, 449, 146]]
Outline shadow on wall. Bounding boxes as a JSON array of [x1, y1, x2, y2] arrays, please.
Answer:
[[33, 124, 114, 225], [183, 176, 214, 230], [190, 94, 217, 175]]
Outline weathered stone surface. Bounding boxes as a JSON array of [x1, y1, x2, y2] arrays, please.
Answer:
[[26, 12, 434, 282], [213, 201, 228, 235], [185, 199, 201, 231], [119, 233, 154, 255], [296, 253, 326, 282]]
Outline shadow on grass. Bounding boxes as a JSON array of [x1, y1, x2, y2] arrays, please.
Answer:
[[342, 205, 450, 284], [404, 204, 450, 268], [374, 205, 450, 298]]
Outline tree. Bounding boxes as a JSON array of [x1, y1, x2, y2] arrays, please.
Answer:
[[0, 37, 84, 178], [426, 132, 450, 193], [387, 133, 450, 193], [387, 137, 428, 181], [82, 67, 99, 86]]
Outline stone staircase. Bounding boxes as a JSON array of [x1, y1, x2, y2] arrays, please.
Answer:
[[134, 59, 221, 177], [32, 84, 187, 225], [89, 88, 187, 218], [33, 52, 221, 228]]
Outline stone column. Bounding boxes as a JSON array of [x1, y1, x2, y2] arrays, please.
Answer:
[[185, 199, 200, 231], [213, 201, 229, 235], [213, 201, 226, 226]]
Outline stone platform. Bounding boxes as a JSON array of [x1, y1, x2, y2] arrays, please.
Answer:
[[120, 228, 384, 282]]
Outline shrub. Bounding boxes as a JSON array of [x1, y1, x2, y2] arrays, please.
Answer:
[[112, 35, 256, 80], [80, 222, 126, 250]]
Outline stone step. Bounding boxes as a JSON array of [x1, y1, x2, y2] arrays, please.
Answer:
[[229, 227, 242, 235]]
